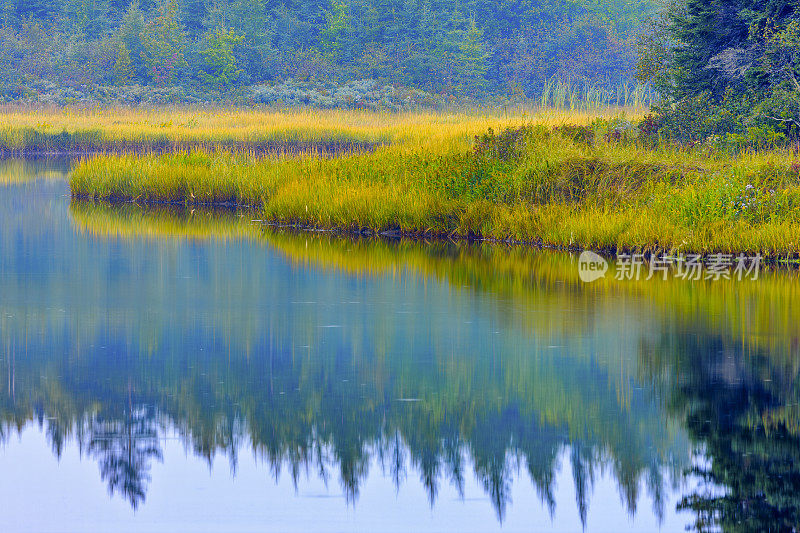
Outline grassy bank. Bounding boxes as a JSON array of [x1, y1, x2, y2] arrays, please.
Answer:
[[0, 107, 406, 155], [70, 106, 800, 256], [0, 106, 635, 155]]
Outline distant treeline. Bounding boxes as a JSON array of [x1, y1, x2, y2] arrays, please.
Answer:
[[0, 0, 654, 102]]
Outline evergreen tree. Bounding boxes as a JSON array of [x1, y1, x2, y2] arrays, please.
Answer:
[[63, 0, 111, 37], [455, 18, 488, 96], [118, 1, 148, 82], [5, 0, 60, 23], [0, 0, 656, 98], [644, 0, 800, 136], [180, 0, 208, 39]]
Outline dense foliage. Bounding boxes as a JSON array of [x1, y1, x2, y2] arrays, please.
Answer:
[[0, 0, 654, 103], [639, 0, 800, 142]]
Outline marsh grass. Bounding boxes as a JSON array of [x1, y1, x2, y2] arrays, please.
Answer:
[[0, 106, 638, 154], [62, 106, 800, 256], [0, 107, 398, 155]]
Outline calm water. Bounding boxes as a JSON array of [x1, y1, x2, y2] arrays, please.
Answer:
[[1, 160, 799, 532]]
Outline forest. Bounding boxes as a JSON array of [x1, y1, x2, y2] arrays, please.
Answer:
[[0, 0, 653, 104]]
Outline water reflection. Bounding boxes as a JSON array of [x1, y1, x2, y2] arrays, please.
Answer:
[[642, 329, 800, 531], [1, 163, 799, 530]]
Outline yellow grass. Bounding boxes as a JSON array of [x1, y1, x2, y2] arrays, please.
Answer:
[[69, 105, 800, 257], [44, 105, 794, 256], [0, 105, 645, 152]]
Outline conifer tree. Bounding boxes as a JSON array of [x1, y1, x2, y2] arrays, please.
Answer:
[[456, 19, 488, 96]]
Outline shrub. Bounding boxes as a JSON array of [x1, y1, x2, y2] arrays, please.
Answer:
[[553, 124, 594, 145], [473, 126, 542, 161], [723, 126, 788, 152]]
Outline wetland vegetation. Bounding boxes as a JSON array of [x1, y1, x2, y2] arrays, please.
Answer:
[[62, 107, 800, 257], [26, 0, 795, 257]]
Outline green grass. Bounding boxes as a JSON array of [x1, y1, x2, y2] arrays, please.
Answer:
[[69, 113, 800, 257]]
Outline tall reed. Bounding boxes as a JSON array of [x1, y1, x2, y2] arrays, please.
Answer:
[[539, 78, 654, 111]]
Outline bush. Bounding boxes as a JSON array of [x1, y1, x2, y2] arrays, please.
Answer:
[[553, 124, 595, 145], [249, 79, 431, 110], [645, 88, 797, 150], [649, 92, 736, 143], [752, 88, 800, 138], [473, 126, 544, 161], [723, 126, 788, 152]]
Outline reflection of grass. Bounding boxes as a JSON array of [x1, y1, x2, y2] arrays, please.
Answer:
[[0, 158, 71, 184], [72, 200, 800, 361], [71, 200, 262, 241], [271, 230, 800, 361]]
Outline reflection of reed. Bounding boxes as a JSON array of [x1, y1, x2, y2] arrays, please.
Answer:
[[0, 158, 72, 184], [71, 200, 800, 361]]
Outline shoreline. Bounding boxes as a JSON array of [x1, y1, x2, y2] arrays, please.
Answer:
[[69, 194, 800, 264], [0, 140, 383, 158], [17, 107, 794, 261]]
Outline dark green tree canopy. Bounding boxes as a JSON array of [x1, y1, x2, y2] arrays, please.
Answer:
[[670, 0, 799, 98], [0, 0, 655, 99], [640, 0, 800, 139]]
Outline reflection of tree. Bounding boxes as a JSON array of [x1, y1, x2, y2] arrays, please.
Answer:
[[378, 432, 408, 494], [642, 331, 800, 532], [520, 427, 561, 518], [0, 197, 686, 523], [0, 326, 680, 522], [84, 404, 163, 509]]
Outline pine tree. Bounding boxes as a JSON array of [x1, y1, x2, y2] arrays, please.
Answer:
[[455, 18, 488, 96], [667, 0, 800, 100], [180, 0, 208, 39], [118, 1, 148, 82]]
